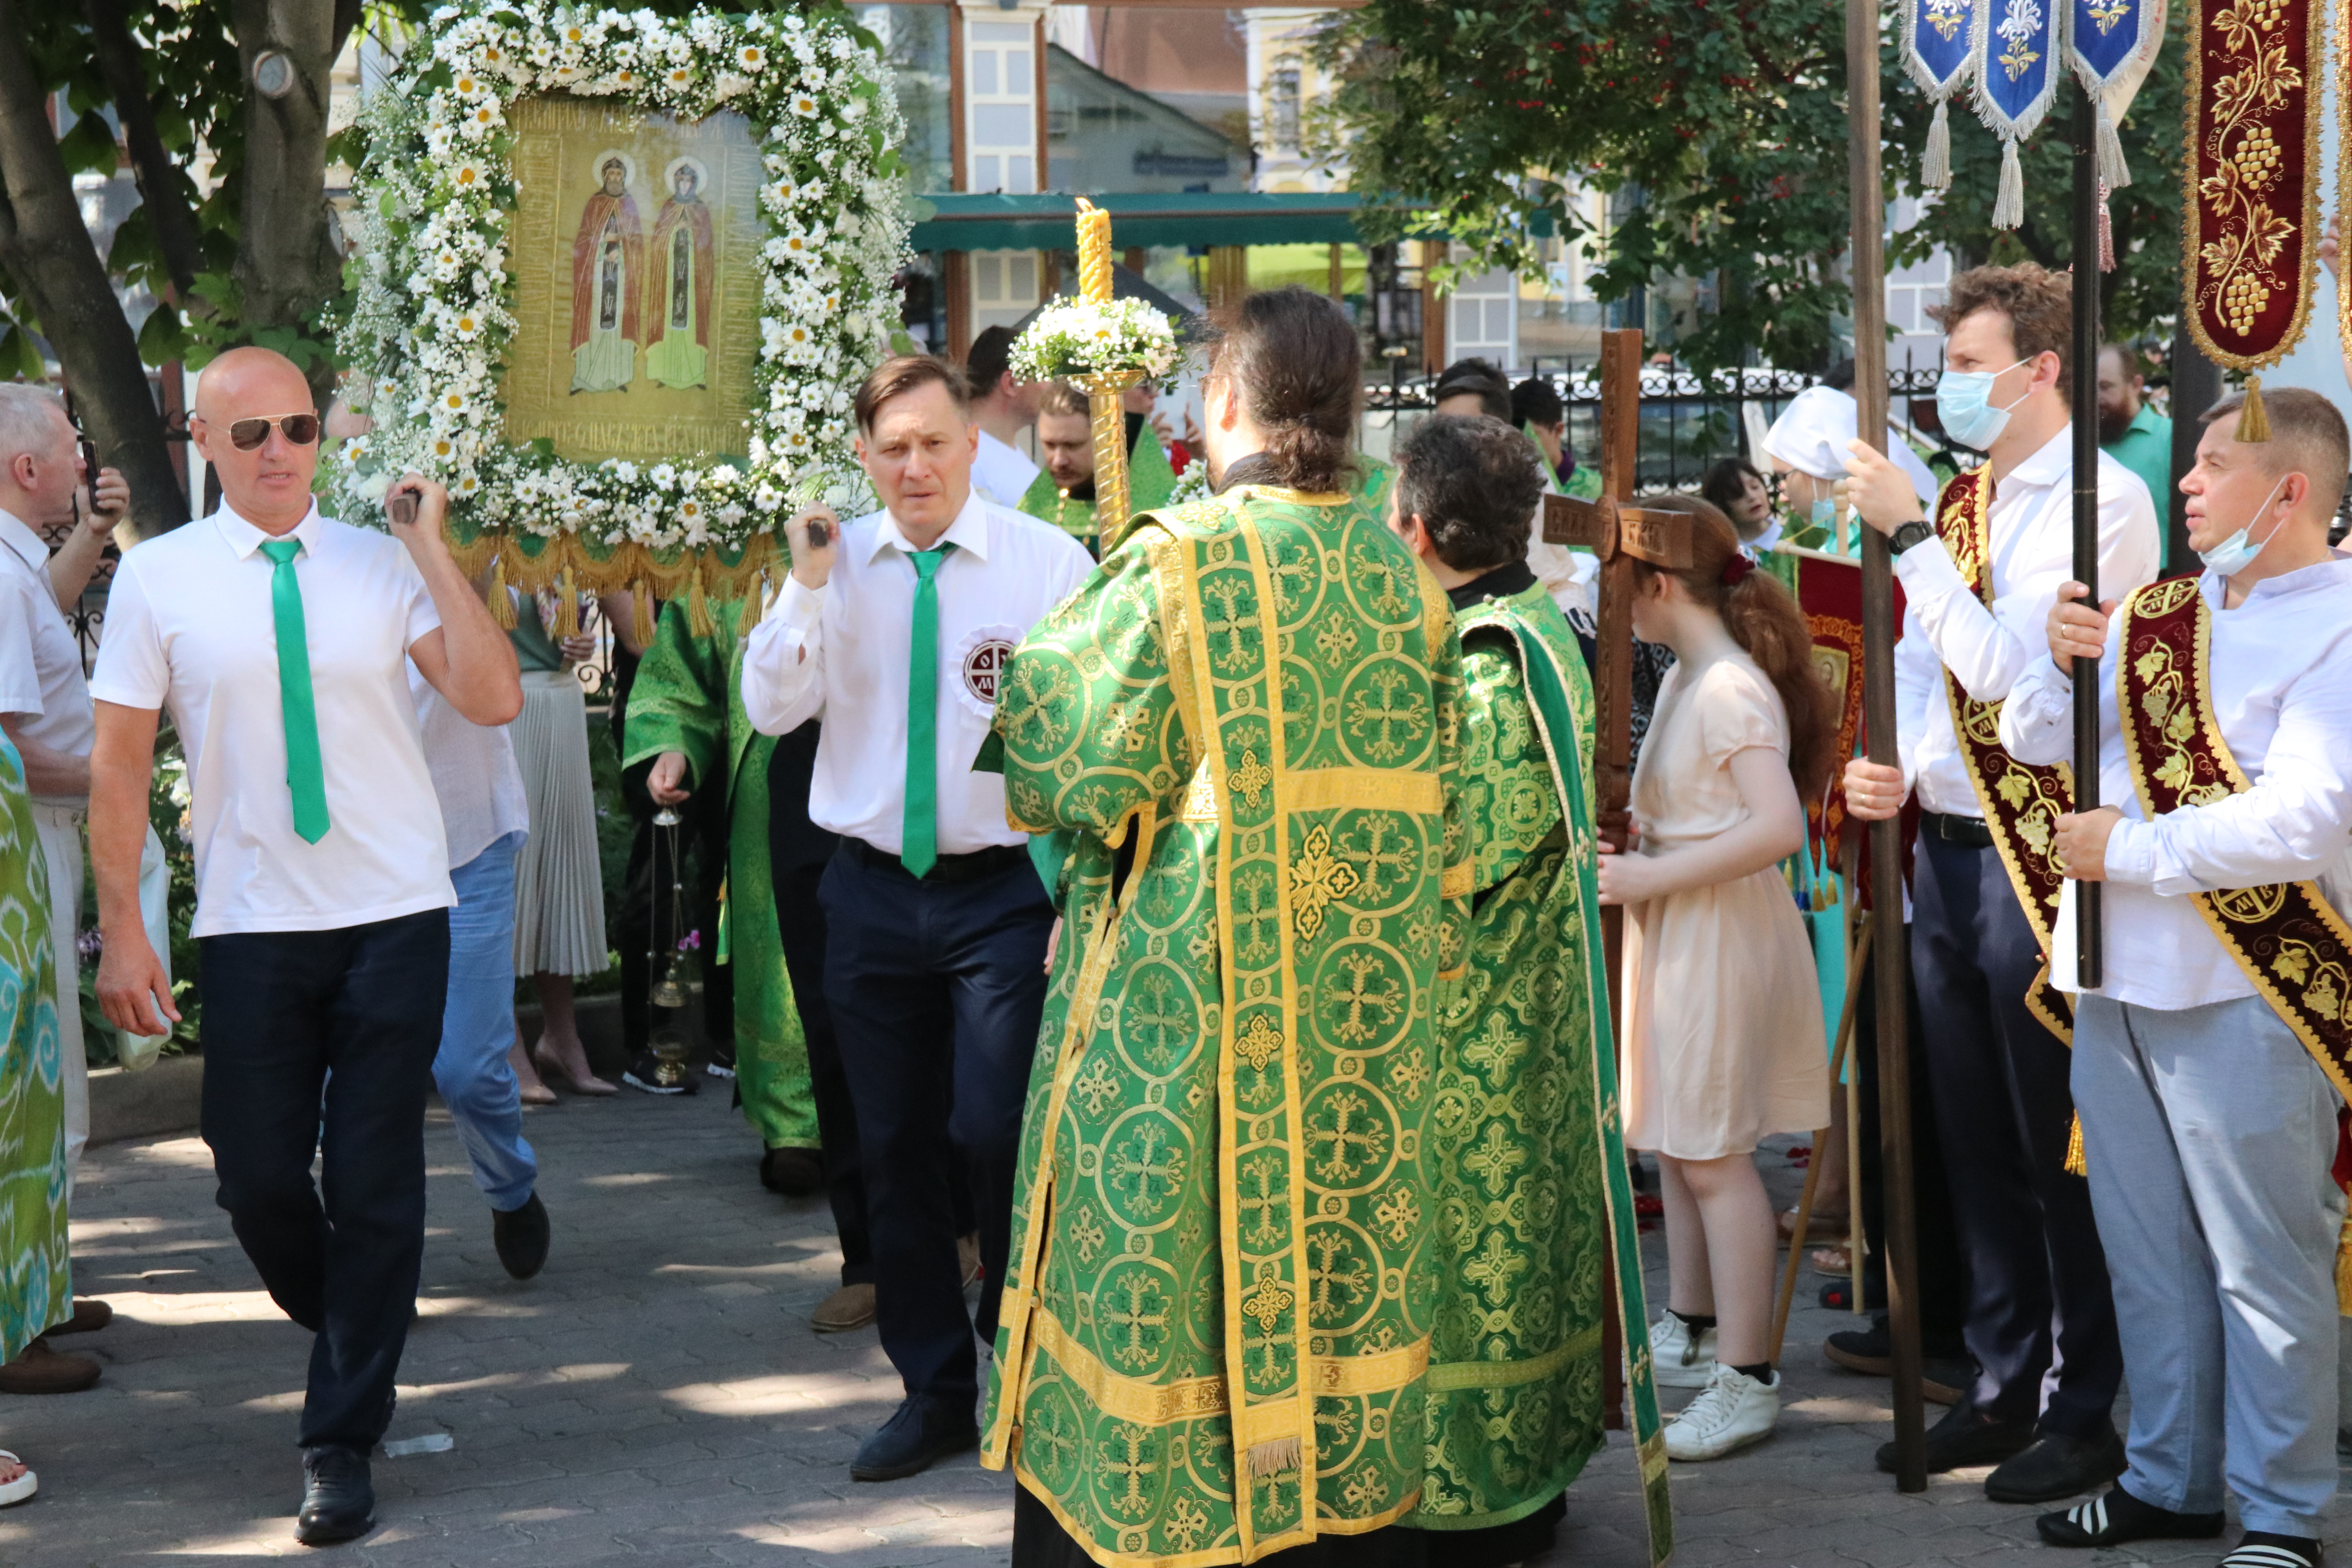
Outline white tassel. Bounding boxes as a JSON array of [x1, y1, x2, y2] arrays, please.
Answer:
[[2093, 99, 2131, 190], [1924, 98, 1953, 191], [2097, 178, 2116, 272], [1992, 139, 2025, 229]]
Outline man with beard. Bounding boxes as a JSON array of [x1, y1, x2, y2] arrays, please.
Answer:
[[2097, 345, 2173, 566], [1014, 380, 1175, 556]]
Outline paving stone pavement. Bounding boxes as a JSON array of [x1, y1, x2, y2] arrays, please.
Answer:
[[1, 1085, 2342, 1567]]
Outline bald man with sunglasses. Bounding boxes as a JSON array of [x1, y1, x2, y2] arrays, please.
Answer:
[[88, 347, 522, 1546]]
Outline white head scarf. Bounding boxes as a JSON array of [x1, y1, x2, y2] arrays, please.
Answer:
[[1762, 385, 1941, 506]]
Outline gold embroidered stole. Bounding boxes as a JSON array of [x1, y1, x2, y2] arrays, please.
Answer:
[[1935, 466, 2076, 1040]]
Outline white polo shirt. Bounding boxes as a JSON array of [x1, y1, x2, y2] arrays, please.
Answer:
[[0, 508, 96, 806], [91, 505, 455, 936], [740, 490, 1094, 856], [971, 428, 1041, 509]]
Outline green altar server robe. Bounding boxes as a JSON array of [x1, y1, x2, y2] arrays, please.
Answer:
[[622, 600, 815, 1149], [980, 475, 1472, 1566], [1018, 417, 1180, 552], [1408, 578, 1672, 1561]]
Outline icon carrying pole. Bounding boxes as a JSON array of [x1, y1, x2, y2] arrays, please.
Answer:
[[2070, 85, 2105, 988]]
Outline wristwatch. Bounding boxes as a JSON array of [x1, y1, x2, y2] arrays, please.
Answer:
[[1888, 519, 1935, 556]]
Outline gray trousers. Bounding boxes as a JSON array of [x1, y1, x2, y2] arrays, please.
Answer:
[[2075, 992, 2345, 1538]]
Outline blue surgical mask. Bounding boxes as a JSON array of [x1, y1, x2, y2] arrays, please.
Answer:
[[1936, 358, 2032, 451], [2196, 473, 2290, 577], [1809, 497, 1837, 534]]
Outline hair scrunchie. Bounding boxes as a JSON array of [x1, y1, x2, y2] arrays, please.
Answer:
[[1720, 553, 1757, 587]]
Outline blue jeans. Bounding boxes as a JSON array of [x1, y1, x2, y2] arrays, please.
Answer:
[[433, 832, 537, 1212]]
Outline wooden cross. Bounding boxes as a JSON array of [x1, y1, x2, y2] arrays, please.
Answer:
[[1537, 327, 1693, 846]]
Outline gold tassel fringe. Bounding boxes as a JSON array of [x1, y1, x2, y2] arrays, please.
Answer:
[[2064, 1112, 2087, 1177], [555, 566, 581, 639], [737, 573, 763, 635], [2337, 1210, 2352, 1316], [686, 566, 715, 638], [488, 550, 517, 630], [2236, 376, 2272, 443], [1247, 1436, 1300, 1477], [632, 579, 656, 645]]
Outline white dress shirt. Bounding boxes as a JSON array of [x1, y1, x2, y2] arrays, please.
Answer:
[[2000, 557, 2352, 1010], [1893, 427, 2160, 816], [409, 662, 529, 869], [741, 490, 1094, 856], [0, 508, 96, 805], [91, 505, 454, 936], [971, 429, 1042, 509]]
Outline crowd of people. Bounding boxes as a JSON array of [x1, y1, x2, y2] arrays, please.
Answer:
[[0, 260, 2341, 1568]]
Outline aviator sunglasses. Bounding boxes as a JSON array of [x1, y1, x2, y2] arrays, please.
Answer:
[[205, 412, 321, 450]]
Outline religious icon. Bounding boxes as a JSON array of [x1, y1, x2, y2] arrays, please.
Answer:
[[570, 150, 644, 394], [645, 157, 716, 391]]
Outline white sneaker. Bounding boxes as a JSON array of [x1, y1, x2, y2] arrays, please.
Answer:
[[1662, 1363, 1780, 1460], [1648, 1311, 1719, 1389]]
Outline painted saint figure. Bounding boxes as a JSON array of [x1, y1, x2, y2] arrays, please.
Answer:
[[645, 159, 715, 391], [569, 154, 643, 395]]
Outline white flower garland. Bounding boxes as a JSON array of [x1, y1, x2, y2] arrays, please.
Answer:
[[328, 2, 910, 564], [1008, 298, 1181, 389]]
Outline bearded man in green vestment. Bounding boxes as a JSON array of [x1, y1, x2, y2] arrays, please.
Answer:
[[1018, 381, 1179, 554], [981, 288, 1472, 1567], [1385, 416, 1673, 1567]]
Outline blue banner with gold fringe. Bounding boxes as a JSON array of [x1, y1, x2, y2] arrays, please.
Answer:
[[1972, 0, 2062, 226], [1902, 0, 1979, 189]]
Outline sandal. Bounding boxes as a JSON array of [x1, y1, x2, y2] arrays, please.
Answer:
[[1778, 1203, 1848, 1241], [1811, 1245, 1853, 1274], [0, 1450, 34, 1507]]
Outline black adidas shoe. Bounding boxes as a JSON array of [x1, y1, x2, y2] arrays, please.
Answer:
[[2036, 1485, 2225, 1548]]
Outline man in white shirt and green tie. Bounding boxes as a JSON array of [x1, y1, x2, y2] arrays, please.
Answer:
[[742, 354, 1093, 1483], [87, 347, 522, 1546]]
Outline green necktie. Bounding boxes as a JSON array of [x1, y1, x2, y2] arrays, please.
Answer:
[[900, 542, 955, 878], [258, 538, 330, 844]]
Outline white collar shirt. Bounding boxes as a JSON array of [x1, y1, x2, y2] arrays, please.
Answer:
[[2000, 556, 2352, 1010], [740, 489, 1095, 856], [409, 661, 529, 869], [0, 508, 96, 804], [89, 504, 454, 936], [1892, 425, 2161, 816], [971, 428, 1041, 509]]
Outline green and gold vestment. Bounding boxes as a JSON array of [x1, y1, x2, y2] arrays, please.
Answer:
[[1018, 422, 1179, 552], [622, 600, 815, 1149], [981, 479, 1470, 1566], [1408, 583, 1671, 1559]]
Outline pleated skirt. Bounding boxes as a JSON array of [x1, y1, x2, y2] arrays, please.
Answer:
[[512, 670, 608, 978]]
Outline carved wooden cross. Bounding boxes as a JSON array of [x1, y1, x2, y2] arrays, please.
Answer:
[[1538, 328, 1693, 846]]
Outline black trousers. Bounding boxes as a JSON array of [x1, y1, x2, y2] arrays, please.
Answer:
[[819, 842, 1051, 1406], [1911, 832, 2121, 1435], [765, 725, 870, 1284], [198, 909, 448, 1452], [1850, 934, 1970, 1348]]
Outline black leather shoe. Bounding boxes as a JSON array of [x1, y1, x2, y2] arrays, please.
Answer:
[[849, 1395, 978, 1482], [1986, 1423, 2127, 1503], [493, 1193, 550, 1281], [760, 1146, 823, 1197], [1876, 1400, 2034, 1475], [1822, 1316, 1974, 1405], [2037, 1484, 2225, 1547], [295, 1445, 374, 1545]]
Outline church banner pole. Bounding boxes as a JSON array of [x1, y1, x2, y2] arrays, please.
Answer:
[[1073, 198, 1139, 538], [2069, 84, 2104, 987], [1847, 0, 1928, 1492]]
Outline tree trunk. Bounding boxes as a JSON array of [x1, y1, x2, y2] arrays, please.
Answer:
[[83, 0, 205, 301], [0, 0, 187, 534], [229, 0, 343, 404]]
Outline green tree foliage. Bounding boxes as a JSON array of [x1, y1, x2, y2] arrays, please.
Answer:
[[1312, 1, 2184, 373]]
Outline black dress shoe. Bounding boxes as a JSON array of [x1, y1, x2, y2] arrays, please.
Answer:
[[850, 1395, 978, 1482], [2037, 1484, 2225, 1547], [760, 1145, 823, 1197], [296, 1445, 374, 1545], [1876, 1400, 2034, 1475], [493, 1193, 550, 1281], [1986, 1424, 2127, 1504], [2221, 1533, 2325, 1568], [1822, 1316, 1975, 1405]]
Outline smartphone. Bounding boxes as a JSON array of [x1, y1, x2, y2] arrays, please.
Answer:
[[388, 489, 419, 528], [78, 439, 97, 518]]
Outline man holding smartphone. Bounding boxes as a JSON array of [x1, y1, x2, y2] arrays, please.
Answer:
[[89, 346, 521, 1546]]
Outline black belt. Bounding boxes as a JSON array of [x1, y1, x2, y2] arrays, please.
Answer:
[[1921, 811, 1994, 849], [844, 837, 1031, 884]]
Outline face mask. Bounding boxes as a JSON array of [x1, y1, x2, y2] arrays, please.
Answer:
[[1809, 497, 1837, 534], [2196, 473, 2291, 577], [1936, 358, 2033, 451]]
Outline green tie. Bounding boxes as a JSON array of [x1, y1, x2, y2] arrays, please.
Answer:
[[258, 538, 330, 844], [900, 543, 955, 878]]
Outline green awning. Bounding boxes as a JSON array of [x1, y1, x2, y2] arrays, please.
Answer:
[[905, 191, 1555, 252]]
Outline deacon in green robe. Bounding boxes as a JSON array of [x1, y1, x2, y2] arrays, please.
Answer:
[[1019, 381, 1178, 553], [621, 599, 817, 1154], [1383, 415, 1671, 1566]]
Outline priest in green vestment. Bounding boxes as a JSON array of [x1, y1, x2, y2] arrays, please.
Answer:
[[622, 600, 819, 1160], [1018, 381, 1178, 553], [982, 288, 1471, 1567], [1384, 415, 1673, 1566]]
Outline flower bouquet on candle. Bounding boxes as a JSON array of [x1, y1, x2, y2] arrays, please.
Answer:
[[1008, 298, 1181, 391]]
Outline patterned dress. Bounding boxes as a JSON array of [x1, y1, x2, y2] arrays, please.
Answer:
[[622, 600, 815, 1149], [0, 732, 66, 1362], [1408, 577, 1670, 1561], [982, 478, 1469, 1566]]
